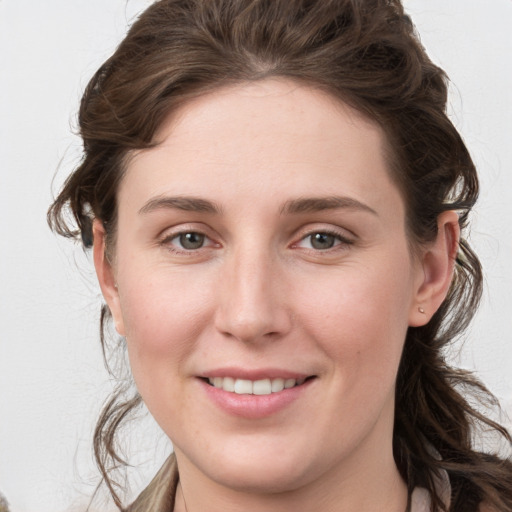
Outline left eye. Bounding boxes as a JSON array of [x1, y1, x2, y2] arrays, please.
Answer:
[[170, 232, 207, 250], [297, 232, 347, 250]]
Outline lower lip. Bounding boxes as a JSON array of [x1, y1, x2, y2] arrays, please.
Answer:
[[200, 378, 314, 419]]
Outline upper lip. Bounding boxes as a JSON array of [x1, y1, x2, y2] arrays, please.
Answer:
[[197, 367, 313, 381]]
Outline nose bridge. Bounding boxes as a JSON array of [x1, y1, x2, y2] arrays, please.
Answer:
[[215, 241, 289, 342]]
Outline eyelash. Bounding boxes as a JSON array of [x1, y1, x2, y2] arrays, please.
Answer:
[[159, 228, 354, 255]]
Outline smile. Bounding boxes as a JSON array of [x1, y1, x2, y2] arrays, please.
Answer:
[[207, 377, 308, 395]]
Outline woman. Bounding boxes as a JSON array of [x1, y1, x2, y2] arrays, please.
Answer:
[[48, 0, 512, 510]]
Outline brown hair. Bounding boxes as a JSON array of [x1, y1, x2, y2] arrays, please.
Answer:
[[48, 0, 512, 510]]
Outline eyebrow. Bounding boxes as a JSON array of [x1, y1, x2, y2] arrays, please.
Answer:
[[138, 194, 377, 217], [280, 196, 378, 216], [138, 196, 222, 215]]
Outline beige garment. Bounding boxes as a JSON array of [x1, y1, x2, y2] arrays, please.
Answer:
[[411, 487, 435, 512], [416, 467, 452, 511], [126, 454, 447, 512]]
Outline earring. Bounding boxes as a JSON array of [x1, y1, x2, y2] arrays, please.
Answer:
[[418, 306, 425, 314]]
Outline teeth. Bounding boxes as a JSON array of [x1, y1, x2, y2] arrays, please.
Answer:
[[253, 379, 271, 395], [223, 376, 235, 392], [271, 378, 284, 392], [207, 377, 305, 395], [234, 379, 253, 394], [284, 378, 296, 389]]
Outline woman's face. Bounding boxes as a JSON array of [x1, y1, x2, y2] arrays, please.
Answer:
[[97, 80, 430, 493]]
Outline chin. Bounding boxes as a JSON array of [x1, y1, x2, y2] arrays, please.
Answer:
[[186, 438, 327, 495], [211, 459, 312, 494]]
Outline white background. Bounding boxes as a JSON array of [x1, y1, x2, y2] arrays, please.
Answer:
[[1, 1, 511, 511]]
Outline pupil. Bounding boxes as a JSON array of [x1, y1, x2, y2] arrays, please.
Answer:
[[311, 233, 335, 250], [180, 232, 204, 250]]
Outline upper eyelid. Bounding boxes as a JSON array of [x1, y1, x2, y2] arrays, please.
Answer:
[[292, 223, 357, 242], [158, 222, 216, 240]]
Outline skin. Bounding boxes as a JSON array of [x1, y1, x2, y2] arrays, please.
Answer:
[[93, 79, 459, 512]]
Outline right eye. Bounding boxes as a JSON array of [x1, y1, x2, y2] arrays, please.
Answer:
[[172, 232, 206, 250], [159, 228, 213, 250], [302, 232, 340, 250]]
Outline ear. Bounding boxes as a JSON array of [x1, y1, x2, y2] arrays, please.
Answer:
[[92, 219, 126, 336], [409, 211, 460, 327]]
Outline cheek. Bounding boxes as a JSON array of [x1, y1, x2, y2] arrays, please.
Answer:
[[297, 258, 413, 384], [116, 268, 216, 429], [116, 267, 215, 402], [120, 268, 211, 349]]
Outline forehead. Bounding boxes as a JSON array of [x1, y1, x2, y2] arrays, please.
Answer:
[[121, 79, 402, 219], [152, 79, 384, 165]]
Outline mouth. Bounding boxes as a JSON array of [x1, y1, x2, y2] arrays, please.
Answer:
[[204, 376, 315, 395], [199, 372, 317, 418]]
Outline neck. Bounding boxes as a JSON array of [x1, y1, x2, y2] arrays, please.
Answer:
[[175, 466, 407, 512]]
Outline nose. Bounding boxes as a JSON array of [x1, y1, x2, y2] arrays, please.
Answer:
[[214, 247, 292, 343]]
